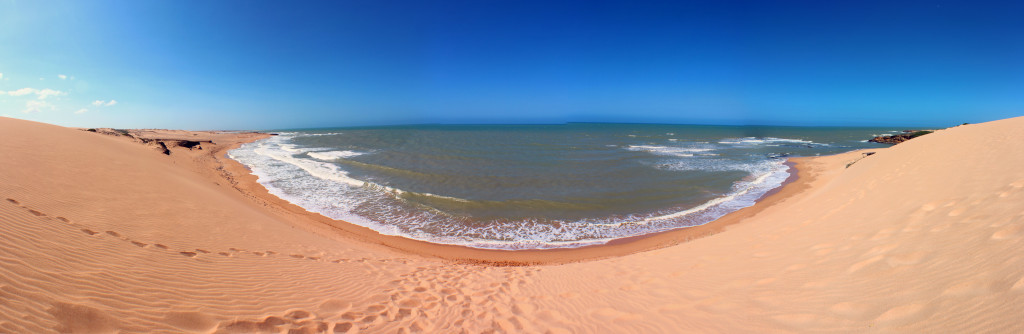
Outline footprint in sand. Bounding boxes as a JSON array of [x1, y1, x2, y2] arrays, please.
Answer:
[[317, 299, 351, 314], [340, 311, 361, 321], [285, 310, 312, 319], [360, 315, 379, 324], [12, 204, 365, 278], [398, 298, 421, 308], [333, 322, 353, 332], [48, 302, 119, 334], [162, 311, 217, 332]]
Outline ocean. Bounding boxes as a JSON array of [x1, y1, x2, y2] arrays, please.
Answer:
[[228, 123, 897, 249]]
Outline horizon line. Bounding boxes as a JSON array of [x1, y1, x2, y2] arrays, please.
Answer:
[[261, 120, 947, 133]]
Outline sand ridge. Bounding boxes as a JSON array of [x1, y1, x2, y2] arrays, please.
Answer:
[[2, 116, 1024, 332]]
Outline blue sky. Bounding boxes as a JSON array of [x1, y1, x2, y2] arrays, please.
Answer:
[[1, 0, 1021, 129]]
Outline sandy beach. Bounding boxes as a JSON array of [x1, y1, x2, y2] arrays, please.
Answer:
[[2, 115, 1024, 333]]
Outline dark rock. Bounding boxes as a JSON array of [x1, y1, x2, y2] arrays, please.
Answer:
[[171, 140, 205, 150], [156, 142, 170, 155], [868, 130, 933, 145]]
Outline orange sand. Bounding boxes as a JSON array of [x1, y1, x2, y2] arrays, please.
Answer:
[[2, 116, 1023, 333]]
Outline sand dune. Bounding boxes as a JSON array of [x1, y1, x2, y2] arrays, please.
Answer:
[[2, 116, 1024, 333]]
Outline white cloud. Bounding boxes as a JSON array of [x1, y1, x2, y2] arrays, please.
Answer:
[[23, 100, 55, 113], [36, 88, 65, 99], [6, 88, 35, 96], [3, 88, 67, 99], [58, 74, 67, 80], [75, 108, 88, 114], [0, 73, 3, 79], [93, 99, 117, 106]]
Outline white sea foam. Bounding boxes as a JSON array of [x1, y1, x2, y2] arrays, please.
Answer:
[[228, 135, 408, 237], [719, 137, 827, 146], [604, 159, 788, 227], [233, 135, 469, 206], [308, 150, 364, 160], [627, 145, 715, 157], [297, 132, 344, 137], [278, 144, 307, 154]]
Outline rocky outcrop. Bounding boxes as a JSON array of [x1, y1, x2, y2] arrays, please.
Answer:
[[169, 140, 206, 150], [139, 139, 210, 154], [82, 128, 211, 155], [869, 130, 933, 145]]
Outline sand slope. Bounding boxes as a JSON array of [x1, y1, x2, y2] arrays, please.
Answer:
[[2, 116, 1024, 333]]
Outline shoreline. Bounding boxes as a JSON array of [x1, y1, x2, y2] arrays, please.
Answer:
[[212, 133, 836, 265]]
